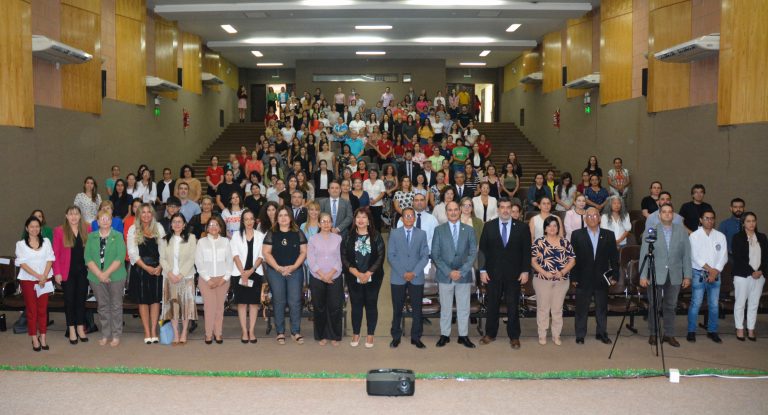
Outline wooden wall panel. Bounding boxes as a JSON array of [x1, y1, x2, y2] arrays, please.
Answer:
[[0, 0, 33, 128], [566, 17, 593, 98], [154, 18, 178, 82], [600, 12, 633, 105], [60, 4, 101, 114], [649, 0, 687, 10], [116, 0, 146, 21], [542, 32, 562, 94], [203, 51, 221, 77], [116, 15, 146, 105], [648, 1, 691, 113], [182, 32, 202, 95], [718, 0, 768, 125], [602, 0, 632, 20], [61, 0, 100, 14]]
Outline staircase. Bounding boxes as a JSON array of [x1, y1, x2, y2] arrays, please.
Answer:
[[477, 122, 558, 193], [192, 121, 557, 195]]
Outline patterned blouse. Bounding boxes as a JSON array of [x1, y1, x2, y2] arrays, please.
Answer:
[[531, 236, 576, 281], [74, 192, 102, 223]]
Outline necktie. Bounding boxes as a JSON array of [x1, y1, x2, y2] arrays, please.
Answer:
[[502, 221, 508, 247], [580, 214, 584, 229], [294, 208, 299, 219], [458, 186, 463, 199], [452, 223, 459, 248], [416, 213, 422, 229], [406, 229, 412, 246], [331, 199, 337, 226], [407, 162, 412, 178]]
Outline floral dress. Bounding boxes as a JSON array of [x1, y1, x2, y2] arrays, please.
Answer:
[[531, 237, 576, 281]]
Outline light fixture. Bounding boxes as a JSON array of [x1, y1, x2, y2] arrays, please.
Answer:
[[406, 0, 503, 5], [302, 0, 354, 5], [506, 24, 522, 32], [356, 51, 386, 55], [460, 62, 486, 66], [413, 36, 495, 43], [251, 50, 264, 57], [355, 25, 392, 30], [244, 36, 386, 45], [479, 50, 491, 57], [257, 63, 283, 67], [220, 24, 237, 34]]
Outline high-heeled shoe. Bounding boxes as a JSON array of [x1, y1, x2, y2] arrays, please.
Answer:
[[77, 333, 89, 343], [69, 336, 79, 345], [204, 337, 213, 345], [215, 336, 224, 344], [39, 336, 49, 351], [32, 338, 41, 352]]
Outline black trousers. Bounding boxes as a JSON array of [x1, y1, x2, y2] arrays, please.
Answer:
[[346, 273, 383, 335], [369, 206, 383, 232], [390, 283, 424, 340], [484, 275, 521, 339], [309, 276, 344, 341], [63, 266, 89, 327], [575, 287, 608, 338]]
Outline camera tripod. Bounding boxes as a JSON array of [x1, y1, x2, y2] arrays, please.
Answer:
[[608, 239, 666, 372]]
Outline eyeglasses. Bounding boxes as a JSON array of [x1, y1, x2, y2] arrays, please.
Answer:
[[585, 214, 599, 218], [402, 214, 415, 218]]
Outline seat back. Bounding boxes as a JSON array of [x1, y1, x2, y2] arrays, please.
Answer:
[[629, 210, 644, 223], [632, 218, 646, 244]]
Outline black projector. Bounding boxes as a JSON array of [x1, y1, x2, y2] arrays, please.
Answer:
[[366, 369, 415, 396]]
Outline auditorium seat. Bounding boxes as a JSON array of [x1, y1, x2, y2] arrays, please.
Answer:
[[631, 218, 646, 244]]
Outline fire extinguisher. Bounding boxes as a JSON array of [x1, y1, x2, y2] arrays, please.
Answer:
[[183, 109, 190, 131], [553, 108, 560, 130]]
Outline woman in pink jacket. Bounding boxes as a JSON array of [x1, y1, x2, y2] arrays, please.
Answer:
[[53, 206, 92, 344]]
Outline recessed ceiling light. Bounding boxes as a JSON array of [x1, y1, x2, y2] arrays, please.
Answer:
[[460, 62, 486, 66], [355, 25, 393, 30], [302, 0, 354, 5], [506, 24, 522, 32], [220, 24, 237, 34], [356, 51, 386, 55], [257, 63, 283, 67], [245, 36, 386, 45], [414, 37, 495, 44], [479, 50, 491, 57], [251, 51, 264, 57], [406, 0, 503, 5]]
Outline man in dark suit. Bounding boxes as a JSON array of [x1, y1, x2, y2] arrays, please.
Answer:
[[387, 207, 431, 349], [289, 190, 307, 227], [398, 150, 422, 182], [570, 207, 620, 345], [452, 171, 474, 200], [421, 160, 438, 188], [478, 199, 530, 349], [319, 181, 353, 236]]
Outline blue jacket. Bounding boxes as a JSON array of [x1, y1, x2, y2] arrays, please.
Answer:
[[387, 227, 430, 285]]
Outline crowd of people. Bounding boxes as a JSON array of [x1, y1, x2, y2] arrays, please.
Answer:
[[12, 86, 765, 352]]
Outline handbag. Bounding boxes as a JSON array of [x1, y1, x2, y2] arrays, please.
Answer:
[[158, 320, 174, 345]]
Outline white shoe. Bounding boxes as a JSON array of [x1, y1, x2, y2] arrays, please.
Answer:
[[350, 336, 360, 347], [365, 342, 374, 349], [144, 338, 152, 344]]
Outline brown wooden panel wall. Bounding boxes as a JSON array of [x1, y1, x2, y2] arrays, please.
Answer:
[[649, 0, 688, 10], [154, 18, 178, 82], [182, 32, 202, 95], [61, 0, 100, 14], [542, 32, 562, 94], [0, 0, 33, 128], [116, 14, 146, 105], [566, 16, 593, 98], [648, 1, 691, 113], [602, 0, 632, 20], [60, 4, 102, 114], [600, 9, 633, 105], [717, 0, 768, 125], [202, 51, 221, 77], [116, 0, 146, 21]]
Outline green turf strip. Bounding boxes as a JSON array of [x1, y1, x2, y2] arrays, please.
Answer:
[[1, 365, 766, 380]]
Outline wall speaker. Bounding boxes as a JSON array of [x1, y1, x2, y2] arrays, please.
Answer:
[[101, 70, 106, 98], [366, 369, 415, 397], [562, 66, 568, 86], [642, 68, 648, 97], [177, 68, 183, 87]]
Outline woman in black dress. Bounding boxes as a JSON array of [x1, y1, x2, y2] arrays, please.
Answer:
[[231, 209, 265, 344], [127, 203, 165, 344], [342, 208, 385, 349]]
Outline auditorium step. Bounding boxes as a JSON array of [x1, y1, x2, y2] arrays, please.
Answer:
[[191, 122, 558, 197]]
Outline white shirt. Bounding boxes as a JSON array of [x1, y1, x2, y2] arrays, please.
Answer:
[[363, 179, 386, 207], [127, 223, 166, 265], [281, 127, 296, 143], [245, 182, 266, 197], [319, 171, 329, 190], [195, 235, 233, 281], [136, 181, 157, 204], [161, 180, 172, 203], [230, 230, 266, 276], [601, 214, 632, 246], [432, 121, 443, 134], [433, 96, 446, 108], [15, 239, 55, 281], [365, 120, 378, 134], [349, 120, 366, 134], [464, 129, 479, 145], [689, 228, 728, 272]]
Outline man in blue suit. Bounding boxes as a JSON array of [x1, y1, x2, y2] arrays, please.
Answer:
[[432, 201, 478, 348], [387, 207, 431, 349]]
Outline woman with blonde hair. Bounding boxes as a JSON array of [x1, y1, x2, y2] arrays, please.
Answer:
[[127, 203, 166, 344]]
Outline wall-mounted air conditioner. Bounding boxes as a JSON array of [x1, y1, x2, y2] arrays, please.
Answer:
[[565, 73, 600, 89], [519, 71, 543, 84], [32, 35, 93, 64], [653, 33, 719, 63], [145, 76, 181, 91], [202, 72, 224, 85]]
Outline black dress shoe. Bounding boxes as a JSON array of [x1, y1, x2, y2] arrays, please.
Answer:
[[457, 336, 476, 348], [411, 339, 426, 349], [215, 337, 224, 344], [686, 332, 696, 342], [596, 335, 612, 345], [204, 338, 213, 345], [748, 336, 757, 342], [706, 332, 722, 343], [69, 337, 78, 345], [77, 334, 89, 343], [389, 338, 401, 348], [663, 336, 680, 347], [436, 335, 450, 347], [575, 337, 585, 344]]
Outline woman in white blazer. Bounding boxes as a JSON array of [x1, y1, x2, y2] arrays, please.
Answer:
[[194, 215, 233, 344], [472, 181, 498, 222], [158, 213, 198, 345], [230, 209, 266, 344]]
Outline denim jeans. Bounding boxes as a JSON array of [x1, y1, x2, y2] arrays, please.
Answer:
[[267, 267, 304, 335], [687, 268, 721, 333]]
